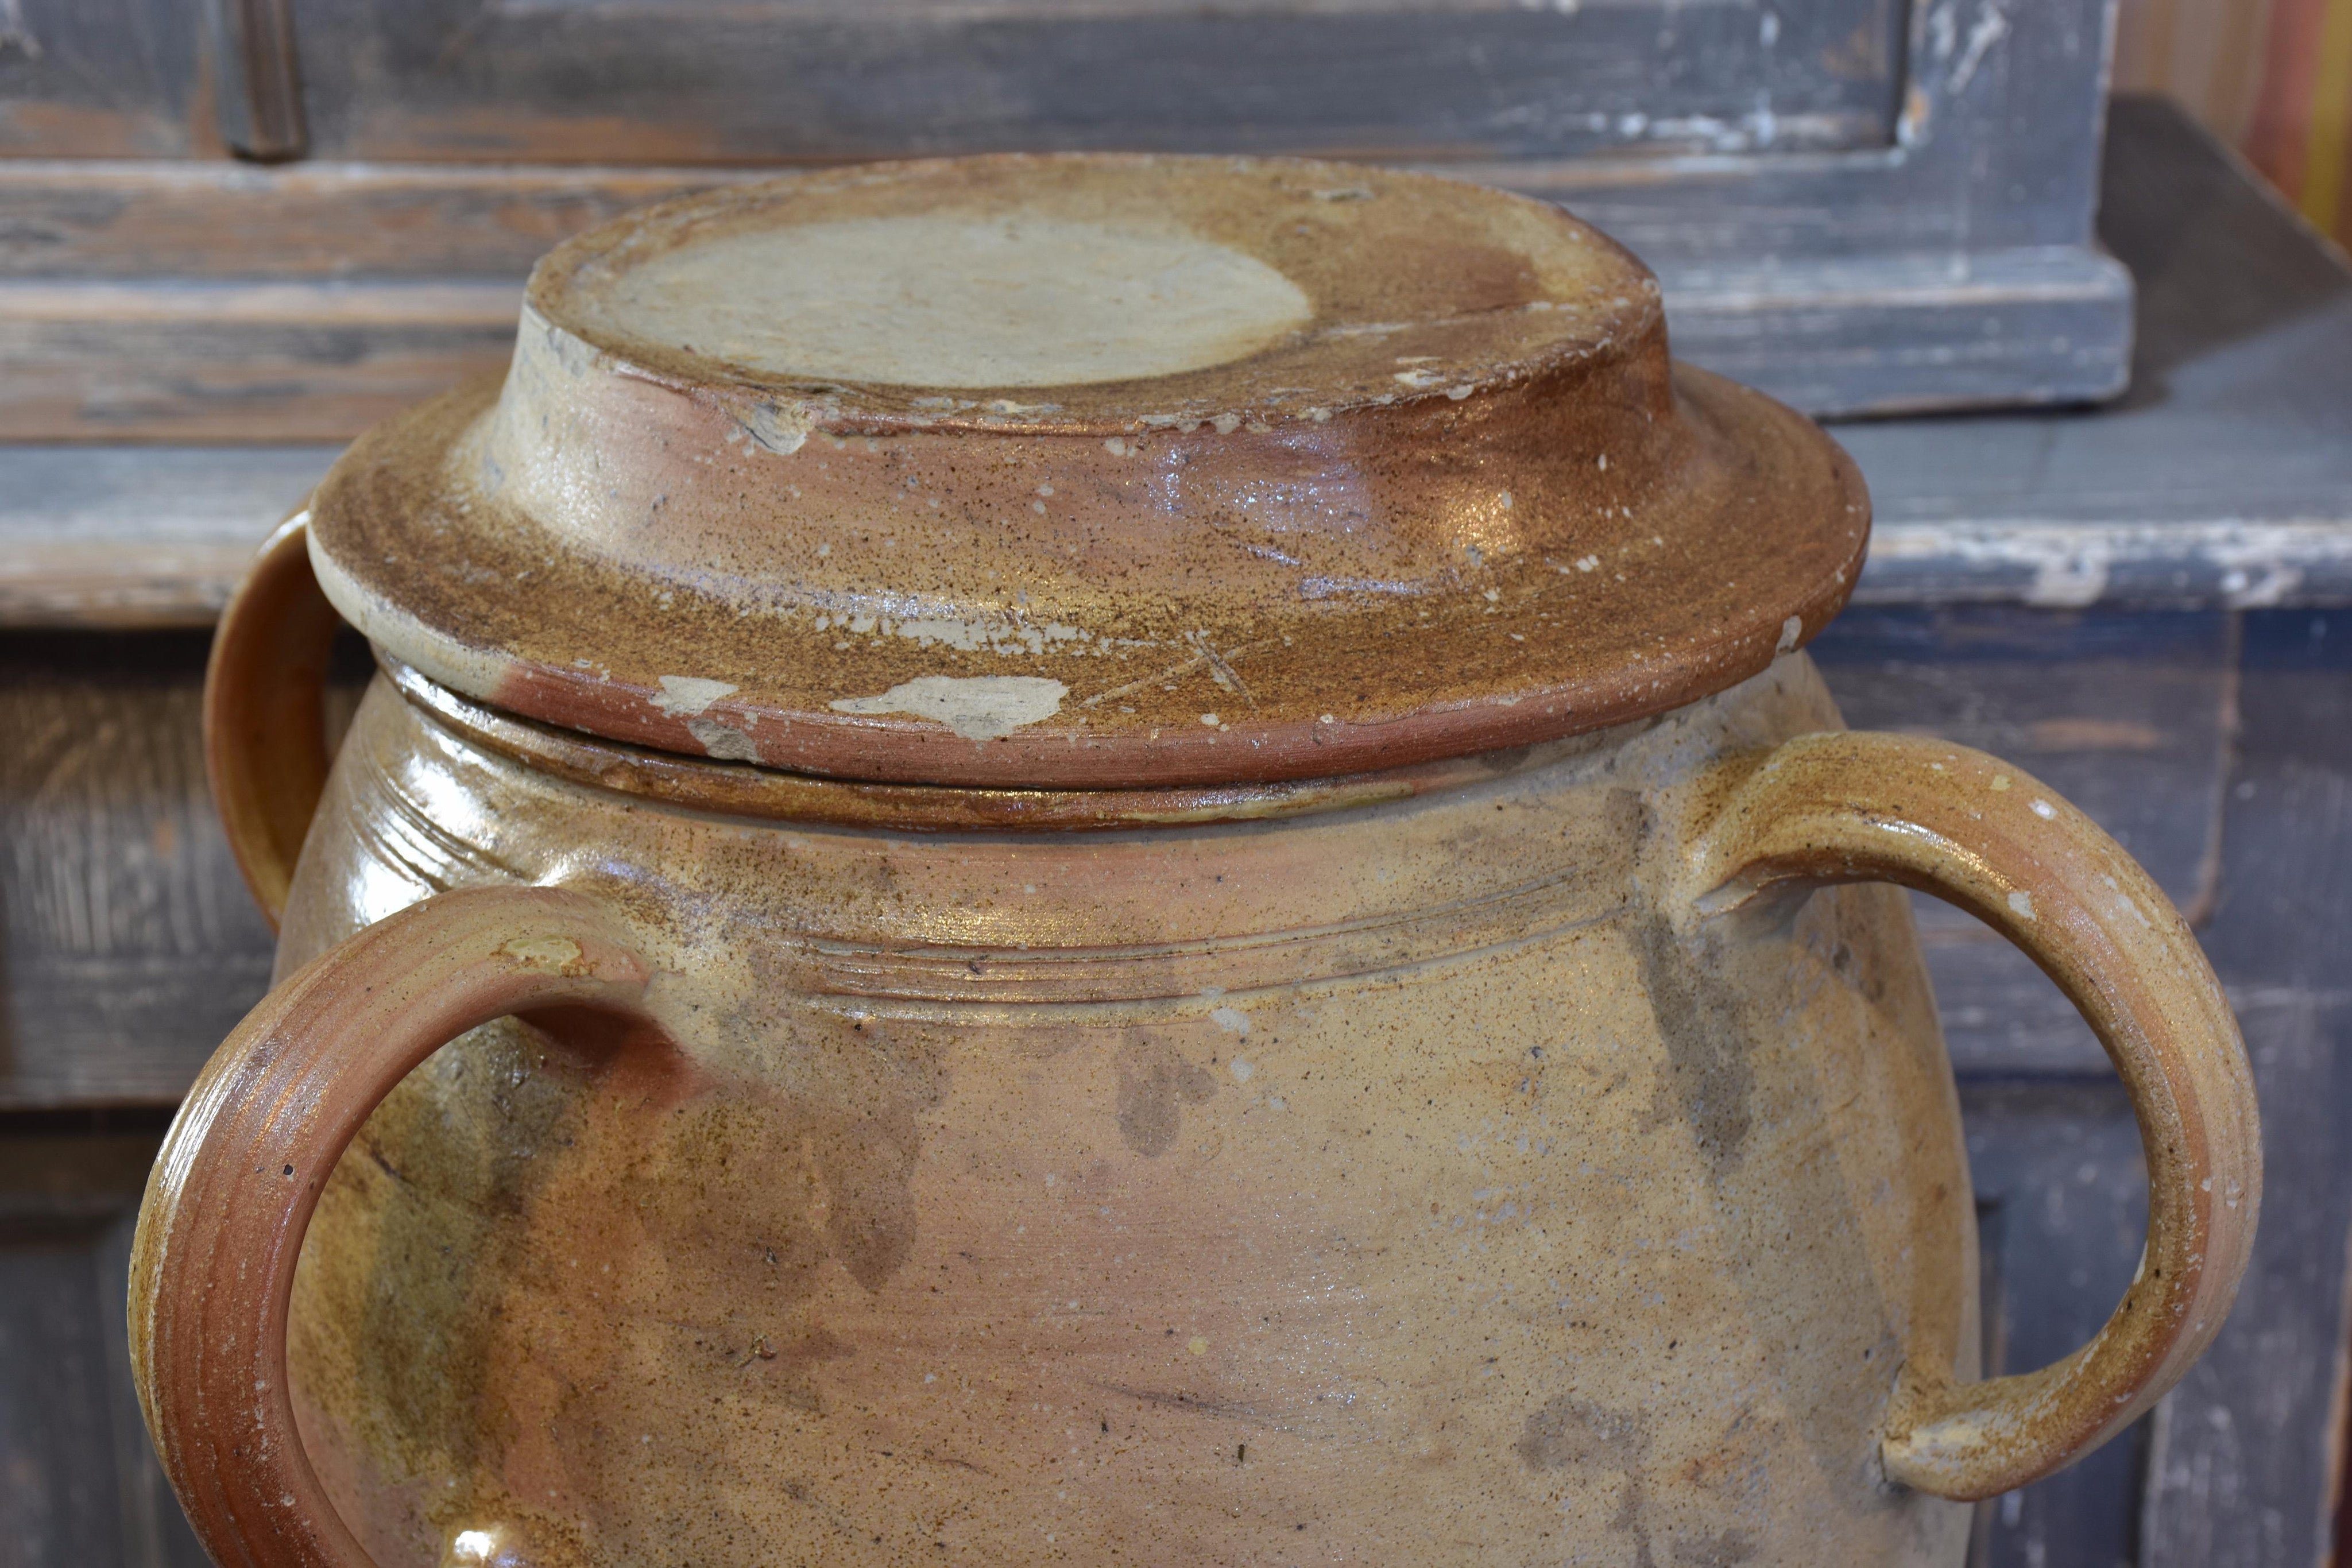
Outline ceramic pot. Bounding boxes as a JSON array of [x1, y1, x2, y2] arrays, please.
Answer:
[[134, 156, 2259, 1568]]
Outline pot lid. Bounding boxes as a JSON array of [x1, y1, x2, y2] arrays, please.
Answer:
[[307, 154, 1867, 789]]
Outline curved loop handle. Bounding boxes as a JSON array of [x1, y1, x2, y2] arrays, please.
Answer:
[[129, 886, 653, 1568], [205, 508, 343, 931], [1681, 730, 2261, 1501]]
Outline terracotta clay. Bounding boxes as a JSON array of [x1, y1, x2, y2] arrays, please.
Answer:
[[300, 154, 1867, 788], [137, 155, 2258, 1568]]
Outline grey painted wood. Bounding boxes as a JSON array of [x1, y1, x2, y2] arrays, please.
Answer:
[[1960, 1080, 2154, 1568], [0, 1111, 210, 1567], [281, 0, 1903, 165], [0, 0, 2132, 416], [2136, 610, 2352, 1568], [1839, 97, 2352, 609], [0, 0, 206, 160]]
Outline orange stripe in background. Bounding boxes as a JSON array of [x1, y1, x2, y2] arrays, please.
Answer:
[[2249, 0, 2329, 229], [2310, 0, 2352, 237]]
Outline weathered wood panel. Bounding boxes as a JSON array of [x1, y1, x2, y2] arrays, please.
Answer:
[[0, 1110, 209, 1567], [0, 634, 277, 1108], [1960, 1081, 2153, 1568], [1813, 608, 2234, 1079], [2138, 609, 2352, 1568], [0, 0, 207, 159], [0, 0, 2136, 419], [0, 278, 517, 441], [279, 0, 1901, 165], [1840, 98, 2352, 607]]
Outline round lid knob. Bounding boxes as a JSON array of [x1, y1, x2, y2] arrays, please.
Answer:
[[308, 154, 1866, 788]]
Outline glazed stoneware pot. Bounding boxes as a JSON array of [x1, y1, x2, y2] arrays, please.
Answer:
[[134, 157, 2260, 1568]]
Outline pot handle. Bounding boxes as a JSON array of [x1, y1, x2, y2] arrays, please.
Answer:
[[1674, 729, 2258, 1504], [206, 507, 343, 931], [1680, 730, 2260, 1501], [129, 886, 654, 1568]]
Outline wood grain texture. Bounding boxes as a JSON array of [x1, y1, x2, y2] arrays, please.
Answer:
[[0, 633, 281, 1109], [0, 1110, 210, 1567], [1957, 1082, 2155, 1568], [1840, 98, 2352, 610], [0, 0, 208, 158], [2137, 609, 2352, 1568], [275, 0, 1901, 165]]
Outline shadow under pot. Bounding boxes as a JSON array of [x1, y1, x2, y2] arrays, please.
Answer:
[[138, 154, 2258, 1568]]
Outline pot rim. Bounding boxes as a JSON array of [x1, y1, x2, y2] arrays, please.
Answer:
[[382, 653, 1641, 834]]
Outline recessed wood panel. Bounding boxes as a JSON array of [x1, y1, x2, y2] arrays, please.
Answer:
[[285, 0, 1904, 164]]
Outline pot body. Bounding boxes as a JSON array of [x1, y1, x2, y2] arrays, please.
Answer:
[[276, 653, 1976, 1566]]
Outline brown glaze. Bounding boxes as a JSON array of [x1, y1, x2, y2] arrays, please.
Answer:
[[137, 652, 2259, 1566], [304, 155, 1869, 788], [381, 652, 1619, 834], [205, 508, 341, 928], [146, 156, 2256, 1567], [129, 887, 655, 1568]]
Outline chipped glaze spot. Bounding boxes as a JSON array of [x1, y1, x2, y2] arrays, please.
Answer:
[[829, 675, 1069, 741], [499, 935, 581, 971], [650, 676, 741, 718]]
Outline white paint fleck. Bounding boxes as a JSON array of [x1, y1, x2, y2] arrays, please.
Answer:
[[1776, 614, 1803, 653], [1947, 3, 2012, 96], [1210, 1006, 1251, 1036], [1200, 712, 1220, 726], [1576, 555, 1601, 573], [650, 675, 740, 717], [2030, 798, 2056, 819], [830, 675, 1069, 740], [2006, 890, 2036, 920]]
